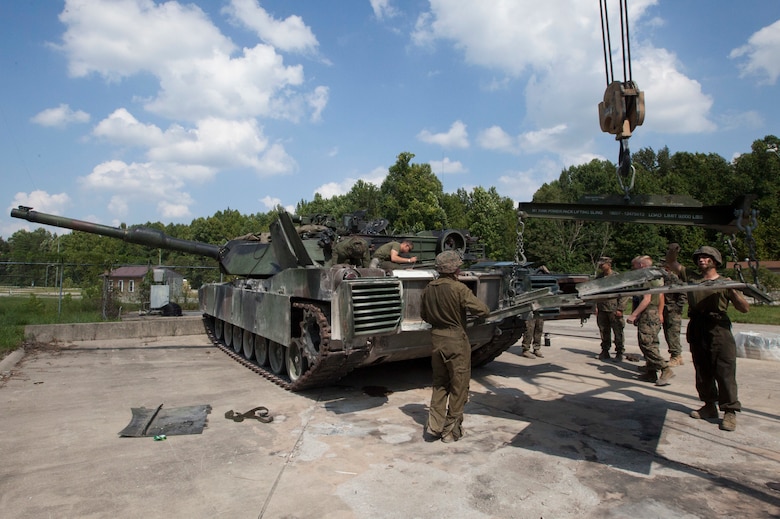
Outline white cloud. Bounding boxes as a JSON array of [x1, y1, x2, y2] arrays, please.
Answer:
[[413, 0, 714, 160], [307, 86, 329, 123], [417, 120, 469, 148], [259, 195, 294, 213], [313, 167, 387, 199], [77, 160, 198, 218], [636, 47, 716, 134], [718, 110, 764, 132], [223, 0, 319, 54], [260, 195, 283, 210], [93, 108, 163, 147], [93, 110, 297, 176], [8, 190, 72, 216], [370, 0, 399, 21], [30, 104, 90, 128], [56, 0, 324, 123], [477, 126, 517, 153], [730, 19, 780, 85], [498, 157, 561, 203], [430, 157, 466, 175], [519, 124, 569, 153]]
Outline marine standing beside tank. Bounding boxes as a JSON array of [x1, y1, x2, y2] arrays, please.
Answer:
[[686, 246, 749, 432], [420, 251, 490, 443], [371, 240, 417, 270], [627, 255, 675, 386], [594, 257, 628, 362]]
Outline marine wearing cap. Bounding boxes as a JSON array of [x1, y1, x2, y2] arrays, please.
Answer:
[[692, 246, 722, 266], [435, 250, 462, 274]]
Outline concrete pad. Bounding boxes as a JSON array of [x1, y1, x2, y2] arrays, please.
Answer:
[[1, 319, 779, 518]]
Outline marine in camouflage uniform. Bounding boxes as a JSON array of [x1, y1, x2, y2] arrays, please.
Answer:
[[594, 257, 627, 361], [662, 243, 687, 366], [686, 246, 749, 432], [327, 236, 371, 267], [420, 251, 490, 443], [662, 268, 687, 365], [521, 316, 545, 358], [627, 255, 675, 386]]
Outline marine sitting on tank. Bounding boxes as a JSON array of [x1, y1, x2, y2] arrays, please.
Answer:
[[370, 240, 417, 270], [326, 236, 371, 267]]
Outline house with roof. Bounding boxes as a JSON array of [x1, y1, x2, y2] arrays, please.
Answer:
[[103, 266, 184, 305]]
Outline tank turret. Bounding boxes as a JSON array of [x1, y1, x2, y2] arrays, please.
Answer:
[[11, 206, 318, 278]]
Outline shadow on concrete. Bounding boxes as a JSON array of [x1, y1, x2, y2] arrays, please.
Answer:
[[470, 364, 780, 511]]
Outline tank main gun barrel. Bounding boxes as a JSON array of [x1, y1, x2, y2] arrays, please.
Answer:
[[11, 206, 222, 260]]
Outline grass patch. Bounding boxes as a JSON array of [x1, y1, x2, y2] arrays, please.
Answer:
[[0, 295, 105, 356], [728, 303, 780, 326]]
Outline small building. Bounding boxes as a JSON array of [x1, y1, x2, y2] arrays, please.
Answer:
[[103, 266, 184, 304]]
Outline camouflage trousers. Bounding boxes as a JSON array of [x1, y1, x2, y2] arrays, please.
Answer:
[[636, 308, 667, 370], [596, 311, 625, 353], [427, 330, 471, 440], [522, 317, 544, 351], [662, 307, 683, 357]]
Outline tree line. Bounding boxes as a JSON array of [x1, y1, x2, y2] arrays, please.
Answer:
[[2, 137, 778, 295]]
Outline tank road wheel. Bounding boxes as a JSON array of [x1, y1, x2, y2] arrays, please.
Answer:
[[268, 341, 286, 375], [286, 342, 309, 383], [242, 329, 254, 360], [232, 325, 243, 354], [254, 335, 269, 366], [224, 323, 234, 347], [214, 319, 224, 340]]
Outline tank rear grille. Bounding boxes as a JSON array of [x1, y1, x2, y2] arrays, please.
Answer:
[[347, 279, 403, 337]]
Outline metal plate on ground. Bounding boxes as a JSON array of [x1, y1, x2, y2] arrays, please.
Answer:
[[119, 404, 212, 437]]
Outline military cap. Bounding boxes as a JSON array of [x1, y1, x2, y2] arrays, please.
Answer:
[[692, 246, 722, 266], [435, 250, 462, 274], [597, 256, 612, 265]]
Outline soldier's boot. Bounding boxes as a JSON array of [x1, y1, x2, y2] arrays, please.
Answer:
[[423, 426, 442, 442], [668, 355, 684, 367], [598, 350, 611, 361], [637, 370, 658, 383], [690, 402, 719, 420], [612, 350, 624, 362], [521, 349, 536, 359], [655, 367, 676, 386], [533, 349, 544, 358], [720, 411, 737, 431]]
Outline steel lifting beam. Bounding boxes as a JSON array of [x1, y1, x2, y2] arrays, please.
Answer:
[[517, 195, 756, 234]]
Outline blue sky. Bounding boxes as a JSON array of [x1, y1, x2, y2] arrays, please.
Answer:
[[2, 0, 779, 238]]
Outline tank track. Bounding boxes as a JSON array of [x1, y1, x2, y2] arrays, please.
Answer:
[[471, 316, 527, 368], [204, 306, 525, 391], [202, 303, 370, 391]]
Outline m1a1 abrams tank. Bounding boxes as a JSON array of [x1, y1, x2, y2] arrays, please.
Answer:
[[11, 206, 579, 391]]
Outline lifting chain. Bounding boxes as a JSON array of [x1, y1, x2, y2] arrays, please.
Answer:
[[725, 208, 764, 291], [511, 212, 527, 298], [515, 212, 526, 265]]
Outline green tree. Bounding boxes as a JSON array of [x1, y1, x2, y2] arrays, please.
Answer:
[[379, 152, 447, 232], [463, 187, 516, 260]]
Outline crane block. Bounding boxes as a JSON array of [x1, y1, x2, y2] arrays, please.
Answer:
[[598, 81, 644, 138]]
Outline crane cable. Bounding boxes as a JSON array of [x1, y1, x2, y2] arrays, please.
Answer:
[[598, 0, 645, 200]]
